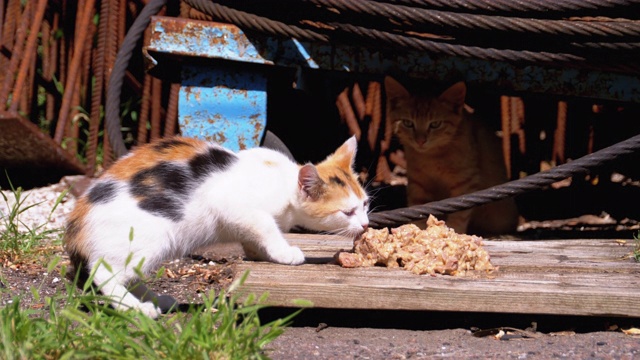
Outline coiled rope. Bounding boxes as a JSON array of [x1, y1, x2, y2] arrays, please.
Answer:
[[106, 0, 640, 229]]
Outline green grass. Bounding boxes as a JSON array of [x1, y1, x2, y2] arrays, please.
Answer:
[[0, 175, 67, 262], [0, 266, 299, 360], [633, 231, 640, 262]]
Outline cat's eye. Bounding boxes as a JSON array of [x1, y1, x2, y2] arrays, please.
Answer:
[[429, 121, 443, 129], [401, 119, 414, 128], [342, 208, 357, 216]]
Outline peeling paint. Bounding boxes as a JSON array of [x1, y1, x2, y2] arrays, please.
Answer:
[[178, 64, 266, 151]]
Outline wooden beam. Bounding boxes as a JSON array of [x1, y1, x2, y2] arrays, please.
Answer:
[[234, 234, 640, 317]]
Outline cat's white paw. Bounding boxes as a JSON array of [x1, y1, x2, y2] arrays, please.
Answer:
[[288, 246, 305, 265], [136, 301, 162, 319], [271, 246, 305, 265]]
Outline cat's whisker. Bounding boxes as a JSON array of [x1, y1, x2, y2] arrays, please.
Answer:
[[363, 176, 378, 190], [368, 205, 384, 215]]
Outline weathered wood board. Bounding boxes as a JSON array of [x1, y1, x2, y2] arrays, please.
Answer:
[[235, 234, 640, 317]]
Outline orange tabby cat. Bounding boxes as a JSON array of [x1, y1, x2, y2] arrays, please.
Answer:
[[384, 76, 518, 235]]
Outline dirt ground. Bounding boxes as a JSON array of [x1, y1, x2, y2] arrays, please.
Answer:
[[2, 176, 640, 358], [268, 327, 640, 359]]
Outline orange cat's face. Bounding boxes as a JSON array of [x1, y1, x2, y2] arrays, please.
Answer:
[[385, 77, 467, 153]]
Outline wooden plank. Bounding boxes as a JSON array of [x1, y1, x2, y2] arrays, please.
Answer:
[[234, 234, 640, 317]]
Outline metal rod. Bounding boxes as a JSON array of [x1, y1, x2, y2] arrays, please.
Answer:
[[54, 0, 96, 144], [0, 1, 32, 108], [9, 0, 48, 113]]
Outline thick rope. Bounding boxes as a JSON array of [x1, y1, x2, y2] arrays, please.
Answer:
[[183, 0, 640, 73], [375, 0, 640, 16], [307, 0, 640, 40], [181, 0, 328, 42], [333, 23, 584, 64], [368, 131, 640, 228]]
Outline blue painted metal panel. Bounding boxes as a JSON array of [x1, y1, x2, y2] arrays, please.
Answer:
[[178, 64, 267, 151], [145, 16, 640, 103]]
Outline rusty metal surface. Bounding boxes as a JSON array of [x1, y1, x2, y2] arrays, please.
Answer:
[[144, 16, 272, 67], [0, 112, 85, 174], [144, 16, 640, 103]]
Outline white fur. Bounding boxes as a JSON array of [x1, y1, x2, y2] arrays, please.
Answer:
[[80, 141, 368, 318]]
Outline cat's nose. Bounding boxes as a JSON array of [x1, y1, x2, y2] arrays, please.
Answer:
[[361, 223, 369, 231]]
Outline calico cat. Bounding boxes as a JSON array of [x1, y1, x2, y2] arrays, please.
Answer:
[[384, 76, 518, 235], [65, 136, 369, 318]]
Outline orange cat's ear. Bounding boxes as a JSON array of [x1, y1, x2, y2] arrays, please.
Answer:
[[384, 76, 410, 99], [439, 82, 466, 112], [298, 164, 326, 200], [331, 136, 358, 169]]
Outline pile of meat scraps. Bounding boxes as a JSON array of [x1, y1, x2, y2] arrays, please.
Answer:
[[336, 215, 495, 276]]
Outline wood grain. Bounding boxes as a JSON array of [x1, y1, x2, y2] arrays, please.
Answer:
[[234, 234, 640, 317]]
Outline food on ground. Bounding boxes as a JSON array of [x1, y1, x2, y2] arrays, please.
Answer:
[[336, 215, 494, 276]]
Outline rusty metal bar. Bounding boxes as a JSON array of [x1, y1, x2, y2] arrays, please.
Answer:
[[66, 74, 82, 154], [23, 37, 37, 115], [102, 0, 121, 169], [164, 83, 180, 137], [0, 0, 20, 73], [137, 74, 152, 144], [41, 16, 53, 124], [351, 82, 366, 121], [87, 0, 110, 174], [500, 95, 512, 179], [64, 0, 87, 153], [54, 0, 96, 144], [105, 0, 119, 80], [0, 1, 32, 108], [119, 0, 127, 43], [514, 97, 526, 155], [366, 81, 381, 152], [9, 0, 48, 113], [58, 1, 69, 90], [553, 101, 568, 164], [375, 154, 391, 183], [49, 11, 61, 125], [0, 0, 5, 45], [150, 77, 162, 141], [336, 86, 361, 139], [17, 49, 31, 115]]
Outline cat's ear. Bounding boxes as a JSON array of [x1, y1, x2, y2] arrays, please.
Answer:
[[332, 136, 357, 169], [298, 164, 326, 201], [439, 82, 466, 113], [384, 76, 410, 99]]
